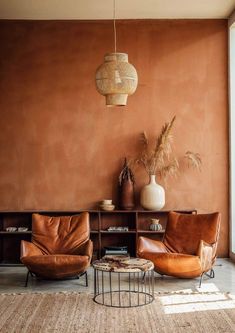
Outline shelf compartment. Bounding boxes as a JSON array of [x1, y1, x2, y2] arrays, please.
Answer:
[[90, 233, 99, 251], [0, 212, 32, 233], [137, 212, 168, 231], [89, 212, 99, 232], [100, 233, 136, 257], [100, 212, 136, 231], [0, 233, 31, 264]]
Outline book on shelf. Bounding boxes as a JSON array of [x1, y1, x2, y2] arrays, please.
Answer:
[[103, 246, 128, 256], [105, 250, 128, 255], [104, 246, 128, 251]]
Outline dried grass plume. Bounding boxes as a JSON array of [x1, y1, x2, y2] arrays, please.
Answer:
[[137, 116, 202, 179]]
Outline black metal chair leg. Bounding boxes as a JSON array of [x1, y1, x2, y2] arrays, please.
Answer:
[[205, 268, 215, 279], [199, 273, 203, 288], [85, 271, 88, 287], [78, 271, 88, 287], [25, 270, 30, 287], [210, 268, 215, 278], [199, 268, 215, 287]]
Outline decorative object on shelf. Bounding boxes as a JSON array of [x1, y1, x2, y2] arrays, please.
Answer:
[[119, 158, 135, 210], [95, 0, 138, 106], [102, 199, 112, 205], [137, 116, 202, 210], [149, 219, 163, 231], [107, 226, 129, 232], [6, 227, 17, 232], [18, 227, 28, 232], [103, 246, 128, 255], [141, 175, 165, 210], [100, 199, 115, 211]]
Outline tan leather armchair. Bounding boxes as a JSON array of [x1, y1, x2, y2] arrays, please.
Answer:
[[137, 211, 220, 285], [21, 212, 93, 286]]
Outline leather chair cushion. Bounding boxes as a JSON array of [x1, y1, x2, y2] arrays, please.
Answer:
[[32, 213, 90, 255], [141, 252, 202, 278], [164, 212, 220, 255], [21, 254, 90, 279], [138, 237, 169, 255]]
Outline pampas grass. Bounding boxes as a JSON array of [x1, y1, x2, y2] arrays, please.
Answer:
[[137, 116, 201, 178]]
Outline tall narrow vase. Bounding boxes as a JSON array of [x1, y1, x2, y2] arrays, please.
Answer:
[[140, 175, 165, 210], [119, 179, 135, 210]]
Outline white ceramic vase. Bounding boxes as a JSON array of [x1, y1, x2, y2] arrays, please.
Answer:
[[140, 175, 165, 210]]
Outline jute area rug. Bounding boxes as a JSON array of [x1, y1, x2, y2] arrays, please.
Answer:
[[0, 291, 235, 333]]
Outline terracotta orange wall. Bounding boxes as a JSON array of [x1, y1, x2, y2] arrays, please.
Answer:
[[0, 20, 228, 256]]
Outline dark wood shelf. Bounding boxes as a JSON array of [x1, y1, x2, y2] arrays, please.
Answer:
[[0, 263, 24, 267], [137, 230, 165, 234], [90, 230, 99, 234], [0, 231, 32, 234], [0, 209, 196, 213], [99, 209, 197, 214], [100, 230, 136, 234]]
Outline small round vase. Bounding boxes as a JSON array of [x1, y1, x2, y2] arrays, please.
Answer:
[[140, 175, 165, 210], [149, 219, 163, 231]]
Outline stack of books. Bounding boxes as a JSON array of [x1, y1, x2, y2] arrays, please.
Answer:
[[103, 246, 128, 255]]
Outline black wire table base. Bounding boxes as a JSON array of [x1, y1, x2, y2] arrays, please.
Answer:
[[93, 269, 154, 308]]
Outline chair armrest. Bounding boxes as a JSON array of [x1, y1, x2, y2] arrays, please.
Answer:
[[20, 240, 43, 258], [137, 236, 169, 257], [74, 240, 93, 260], [197, 240, 214, 273]]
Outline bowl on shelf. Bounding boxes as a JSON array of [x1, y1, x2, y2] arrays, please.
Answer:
[[100, 204, 115, 211], [6, 227, 17, 232], [102, 199, 112, 205], [18, 227, 28, 232]]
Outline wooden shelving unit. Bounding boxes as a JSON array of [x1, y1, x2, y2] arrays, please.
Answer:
[[0, 209, 196, 266]]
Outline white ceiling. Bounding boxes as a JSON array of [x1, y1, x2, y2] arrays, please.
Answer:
[[0, 0, 234, 20]]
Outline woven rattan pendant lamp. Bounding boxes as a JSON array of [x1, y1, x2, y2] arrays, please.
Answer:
[[95, 0, 138, 106]]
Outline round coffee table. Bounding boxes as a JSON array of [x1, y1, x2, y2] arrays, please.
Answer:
[[92, 255, 154, 307]]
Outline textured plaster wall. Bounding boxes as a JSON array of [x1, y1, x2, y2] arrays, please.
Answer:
[[0, 20, 228, 255]]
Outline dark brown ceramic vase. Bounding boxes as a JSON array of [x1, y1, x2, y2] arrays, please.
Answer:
[[119, 158, 135, 210], [119, 179, 135, 210]]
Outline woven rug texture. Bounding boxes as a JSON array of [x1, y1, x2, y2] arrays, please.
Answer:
[[0, 292, 235, 333]]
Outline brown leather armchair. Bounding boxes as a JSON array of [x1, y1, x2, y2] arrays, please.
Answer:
[[21, 212, 93, 286], [137, 211, 221, 285]]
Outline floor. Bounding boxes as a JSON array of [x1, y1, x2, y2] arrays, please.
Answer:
[[0, 258, 235, 295]]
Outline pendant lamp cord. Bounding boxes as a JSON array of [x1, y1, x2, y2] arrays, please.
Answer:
[[113, 0, 117, 53]]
